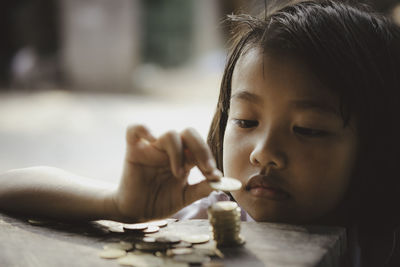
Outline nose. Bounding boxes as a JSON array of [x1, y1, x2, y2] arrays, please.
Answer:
[[249, 127, 287, 170]]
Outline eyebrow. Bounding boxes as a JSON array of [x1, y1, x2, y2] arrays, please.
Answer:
[[231, 91, 341, 117], [230, 91, 262, 105], [291, 100, 340, 117]]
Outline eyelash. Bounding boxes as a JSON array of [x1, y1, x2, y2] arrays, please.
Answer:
[[293, 126, 329, 137], [232, 119, 259, 128], [232, 120, 329, 137]]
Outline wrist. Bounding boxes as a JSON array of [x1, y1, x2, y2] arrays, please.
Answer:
[[102, 189, 122, 222], [102, 188, 138, 223]]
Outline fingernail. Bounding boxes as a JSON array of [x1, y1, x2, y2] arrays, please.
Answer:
[[208, 177, 220, 182], [213, 169, 223, 178], [207, 159, 216, 170], [209, 169, 222, 182]]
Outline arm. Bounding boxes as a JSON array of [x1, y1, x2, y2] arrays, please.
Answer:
[[0, 166, 119, 221], [0, 125, 221, 223]]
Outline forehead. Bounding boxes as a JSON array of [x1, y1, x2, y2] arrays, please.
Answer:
[[231, 47, 338, 104]]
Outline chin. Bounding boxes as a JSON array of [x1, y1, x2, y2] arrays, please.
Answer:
[[245, 206, 292, 223], [234, 195, 292, 223]]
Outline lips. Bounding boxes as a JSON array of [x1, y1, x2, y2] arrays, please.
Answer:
[[245, 174, 290, 200]]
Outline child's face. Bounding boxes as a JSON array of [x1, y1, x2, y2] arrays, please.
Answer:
[[223, 48, 358, 223]]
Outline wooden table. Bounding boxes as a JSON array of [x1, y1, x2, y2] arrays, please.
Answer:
[[0, 212, 346, 267]]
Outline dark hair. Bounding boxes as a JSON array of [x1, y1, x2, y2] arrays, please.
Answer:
[[207, 0, 400, 264]]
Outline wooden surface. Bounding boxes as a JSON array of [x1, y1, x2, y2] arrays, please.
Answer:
[[0, 212, 346, 267]]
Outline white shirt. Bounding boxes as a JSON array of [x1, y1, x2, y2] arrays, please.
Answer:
[[172, 191, 254, 222]]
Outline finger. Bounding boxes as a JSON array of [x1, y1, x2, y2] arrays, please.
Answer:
[[154, 130, 185, 178], [126, 124, 156, 144], [125, 125, 168, 165], [180, 128, 220, 181], [183, 180, 214, 206], [182, 149, 221, 182]]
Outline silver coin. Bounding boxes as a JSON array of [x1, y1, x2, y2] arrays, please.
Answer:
[[212, 201, 238, 211], [123, 223, 148, 231], [167, 247, 193, 256], [181, 234, 210, 244], [108, 225, 125, 233], [142, 225, 159, 234], [148, 219, 168, 228], [98, 248, 126, 259], [103, 241, 133, 251], [209, 177, 242, 192], [142, 236, 156, 242], [156, 235, 181, 244], [208, 200, 243, 248], [95, 220, 123, 228]]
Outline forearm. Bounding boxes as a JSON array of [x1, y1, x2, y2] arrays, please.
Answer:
[[0, 166, 120, 222]]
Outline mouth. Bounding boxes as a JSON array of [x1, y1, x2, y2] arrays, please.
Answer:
[[245, 174, 290, 201]]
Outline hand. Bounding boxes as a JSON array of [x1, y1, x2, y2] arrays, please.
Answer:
[[110, 125, 221, 222]]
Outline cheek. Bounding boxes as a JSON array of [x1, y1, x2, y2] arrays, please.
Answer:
[[222, 126, 236, 175], [222, 125, 249, 179], [291, 141, 356, 211]]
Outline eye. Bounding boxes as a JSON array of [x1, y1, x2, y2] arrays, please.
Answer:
[[232, 119, 259, 128], [293, 126, 329, 137]]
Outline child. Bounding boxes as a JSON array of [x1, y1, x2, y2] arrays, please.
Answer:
[[1, 0, 400, 266]]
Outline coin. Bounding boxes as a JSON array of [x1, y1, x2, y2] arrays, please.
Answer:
[[208, 201, 245, 247], [167, 247, 193, 256], [148, 219, 168, 228], [96, 220, 122, 228], [103, 241, 133, 251], [123, 223, 148, 231], [142, 225, 159, 234], [156, 235, 181, 244], [209, 177, 242, 192], [98, 248, 126, 259], [108, 225, 125, 233], [211, 201, 238, 212], [142, 236, 156, 242], [181, 234, 210, 244]]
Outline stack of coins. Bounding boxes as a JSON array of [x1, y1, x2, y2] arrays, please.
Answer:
[[208, 201, 245, 247]]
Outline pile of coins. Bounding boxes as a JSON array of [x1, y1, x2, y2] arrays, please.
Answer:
[[208, 201, 245, 247], [94, 219, 224, 266], [27, 176, 244, 266]]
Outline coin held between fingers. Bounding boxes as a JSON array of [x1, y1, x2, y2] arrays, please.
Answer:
[[209, 177, 242, 192], [206, 169, 223, 182]]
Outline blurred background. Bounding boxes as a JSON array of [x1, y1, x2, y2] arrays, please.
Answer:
[[1, 0, 399, 183]]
